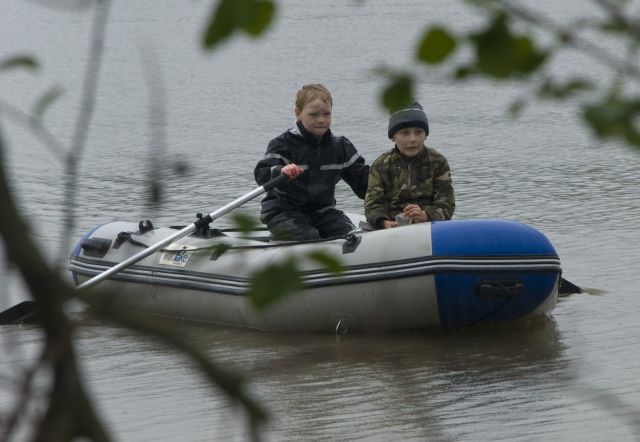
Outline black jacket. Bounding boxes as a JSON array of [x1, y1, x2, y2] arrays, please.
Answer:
[[254, 122, 369, 221]]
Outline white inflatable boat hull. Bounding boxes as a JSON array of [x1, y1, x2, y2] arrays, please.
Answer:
[[69, 215, 561, 332]]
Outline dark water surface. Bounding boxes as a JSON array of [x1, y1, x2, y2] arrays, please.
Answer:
[[2, 1, 640, 441]]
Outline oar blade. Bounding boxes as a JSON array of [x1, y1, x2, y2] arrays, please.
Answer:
[[558, 277, 582, 296], [0, 301, 39, 325]]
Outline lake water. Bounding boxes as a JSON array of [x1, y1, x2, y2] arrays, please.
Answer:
[[2, 1, 640, 440]]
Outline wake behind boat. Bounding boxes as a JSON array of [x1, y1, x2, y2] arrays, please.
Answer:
[[68, 213, 561, 332]]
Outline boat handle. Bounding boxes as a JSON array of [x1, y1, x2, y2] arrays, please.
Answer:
[[476, 279, 523, 298], [80, 238, 112, 258]]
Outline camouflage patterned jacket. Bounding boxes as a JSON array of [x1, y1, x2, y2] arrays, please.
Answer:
[[364, 145, 455, 228]]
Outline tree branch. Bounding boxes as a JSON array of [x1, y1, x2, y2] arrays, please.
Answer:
[[0, 99, 67, 162]]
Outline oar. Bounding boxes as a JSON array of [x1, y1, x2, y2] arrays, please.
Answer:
[[0, 174, 289, 325], [78, 174, 288, 289], [559, 277, 581, 296], [0, 300, 41, 325]]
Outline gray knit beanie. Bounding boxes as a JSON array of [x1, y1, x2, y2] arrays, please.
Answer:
[[387, 102, 429, 139]]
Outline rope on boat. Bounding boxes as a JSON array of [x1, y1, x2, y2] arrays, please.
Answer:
[[117, 231, 354, 252]]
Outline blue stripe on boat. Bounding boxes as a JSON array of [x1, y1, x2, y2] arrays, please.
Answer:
[[431, 220, 559, 327], [431, 219, 558, 256]]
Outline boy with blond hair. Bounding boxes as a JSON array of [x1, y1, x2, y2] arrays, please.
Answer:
[[254, 84, 369, 240]]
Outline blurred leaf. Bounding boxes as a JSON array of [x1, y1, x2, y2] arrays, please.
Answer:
[[381, 73, 414, 113], [231, 212, 260, 233], [173, 159, 190, 175], [32, 86, 63, 120], [149, 181, 162, 204], [0, 55, 38, 72], [461, 0, 488, 7], [203, 0, 241, 48], [306, 251, 343, 274], [213, 243, 231, 259], [417, 26, 457, 64], [244, 1, 275, 35], [598, 19, 630, 34], [470, 13, 547, 78], [248, 258, 303, 309], [454, 64, 475, 79], [508, 98, 527, 117], [538, 78, 593, 99], [203, 0, 276, 50], [583, 96, 640, 148]]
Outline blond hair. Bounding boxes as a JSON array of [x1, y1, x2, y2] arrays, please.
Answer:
[[295, 84, 333, 111]]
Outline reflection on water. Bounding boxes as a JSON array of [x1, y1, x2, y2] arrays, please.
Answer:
[[58, 318, 569, 441], [36, 300, 632, 442]]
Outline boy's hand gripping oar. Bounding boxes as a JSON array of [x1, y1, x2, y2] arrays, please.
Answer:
[[0, 174, 289, 325]]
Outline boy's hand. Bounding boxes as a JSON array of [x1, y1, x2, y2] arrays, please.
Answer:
[[281, 164, 305, 179], [382, 220, 398, 229], [403, 204, 428, 223]]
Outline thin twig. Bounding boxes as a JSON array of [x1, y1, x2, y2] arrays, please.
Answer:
[[140, 45, 168, 211], [60, 0, 111, 267], [0, 99, 67, 162], [0, 344, 51, 441], [75, 291, 268, 432], [593, 0, 640, 42]]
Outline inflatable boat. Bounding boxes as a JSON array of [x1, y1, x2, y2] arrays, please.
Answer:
[[68, 213, 562, 332]]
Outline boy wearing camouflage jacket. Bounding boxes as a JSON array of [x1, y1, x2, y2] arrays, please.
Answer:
[[364, 102, 455, 229]]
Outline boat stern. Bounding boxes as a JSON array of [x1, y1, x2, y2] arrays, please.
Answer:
[[430, 219, 561, 327]]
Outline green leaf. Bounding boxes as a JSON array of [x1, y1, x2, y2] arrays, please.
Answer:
[[231, 212, 260, 233], [32, 87, 63, 120], [306, 251, 343, 274], [582, 96, 640, 148], [512, 36, 547, 74], [203, 0, 237, 49], [454, 64, 475, 79], [381, 74, 414, 113], [508, 98, 527, 118], [248, 258, 303, 309], [537, 78, 593, 99], [0, 55, 38, 72], [598, 20, 629, 34], [213, 243, 231, 259], [203, 0, 276, 50], [244, 1, 276, 36], [417, 26, 457, 64], [470, 13, 547, 78]]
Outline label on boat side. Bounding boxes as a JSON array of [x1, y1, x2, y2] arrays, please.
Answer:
[[158, 244, 194, 267]]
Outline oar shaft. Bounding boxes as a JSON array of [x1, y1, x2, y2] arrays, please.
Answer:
[[77, 174, 288, 290], [206, 183, 273, 221]]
